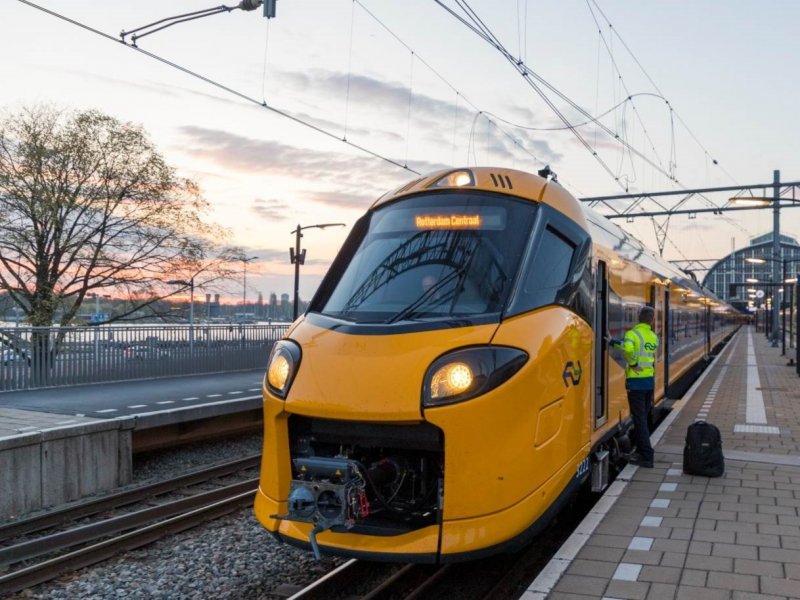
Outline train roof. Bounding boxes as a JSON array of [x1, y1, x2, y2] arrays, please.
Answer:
[[375, 166, 726, 306], [580, 204, 721, 302]]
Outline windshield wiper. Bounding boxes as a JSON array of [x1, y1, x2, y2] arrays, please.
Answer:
[[385, 269, 462, 324]]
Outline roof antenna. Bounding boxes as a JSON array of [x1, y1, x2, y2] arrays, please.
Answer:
[[537, 165, 558, 182]]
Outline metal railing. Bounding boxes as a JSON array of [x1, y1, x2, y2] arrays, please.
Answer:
[[0, 323, 290, 392]]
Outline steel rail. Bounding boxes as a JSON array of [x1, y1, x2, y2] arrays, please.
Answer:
[[287, 559, 447, 600], [360, 563, 420, 600], [286, 559, 363, 599], [0, 487, 256, 595], [401, 564, 451, 600], [0, 454, 261, 542], [0, 478, 258, 566]]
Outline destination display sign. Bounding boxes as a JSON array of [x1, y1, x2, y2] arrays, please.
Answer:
[[414, 214, 482, 229]]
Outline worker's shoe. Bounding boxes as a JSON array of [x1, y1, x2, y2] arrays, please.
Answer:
[[627, 453, 654, 468]]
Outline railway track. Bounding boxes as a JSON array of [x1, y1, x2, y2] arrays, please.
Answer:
[[284, 559, 451, 600], [0, 455, 261, 595], [275, 475, 600, 600]]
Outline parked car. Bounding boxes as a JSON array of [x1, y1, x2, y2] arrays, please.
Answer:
[[123, 345, 170, 360]]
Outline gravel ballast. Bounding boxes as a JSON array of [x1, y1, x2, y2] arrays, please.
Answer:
[[8, 432, 341, 599], [11, 508, 340, 599], [132, 433, 264, 484]]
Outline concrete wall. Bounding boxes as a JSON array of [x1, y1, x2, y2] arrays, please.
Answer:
[[0, 419, 133, 520]]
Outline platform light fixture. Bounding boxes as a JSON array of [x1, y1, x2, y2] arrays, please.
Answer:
[[728, 197, 771, 207]]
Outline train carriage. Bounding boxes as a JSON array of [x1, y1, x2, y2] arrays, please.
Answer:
[[254, 167, 738, 563]]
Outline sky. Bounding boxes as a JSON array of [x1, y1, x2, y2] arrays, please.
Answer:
[[2, 0, 800, 305]]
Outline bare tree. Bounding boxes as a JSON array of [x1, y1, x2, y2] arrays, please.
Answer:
[[0, 104, 235, 328]]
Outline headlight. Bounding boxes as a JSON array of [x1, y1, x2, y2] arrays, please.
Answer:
[[428, 169, 475, 188], [266, 340, 301, 398], [422, 346, 528, 407], [430, 362, 474, 399]]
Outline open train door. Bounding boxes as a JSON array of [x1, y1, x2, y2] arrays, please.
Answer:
[[593, 260, 608, 428], [664, 285, 670, 399], [650, 284, 666, 400]]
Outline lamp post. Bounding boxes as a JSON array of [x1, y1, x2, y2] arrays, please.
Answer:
[[746, 256, 800, 355], [167, 278, 195, 354], [241, 256, 259, 319], [290, 223, 345, 320]]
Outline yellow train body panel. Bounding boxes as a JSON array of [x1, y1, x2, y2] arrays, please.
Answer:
[[255, 166, 741, 563], [282, 321, 497, 421]]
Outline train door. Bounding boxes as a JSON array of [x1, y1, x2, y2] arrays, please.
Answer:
[[705, 303, 712, 355], [593, 260, 608, 427], [664, 286, 671, 399], [650, 285, 665, 398]]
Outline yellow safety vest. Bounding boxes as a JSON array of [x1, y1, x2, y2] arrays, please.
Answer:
[[622, 323, 658, 380]]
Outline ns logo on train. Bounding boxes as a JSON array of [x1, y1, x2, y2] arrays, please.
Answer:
[[562, 360, 583, 388]]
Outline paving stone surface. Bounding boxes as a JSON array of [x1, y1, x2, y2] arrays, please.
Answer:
[[529, 327, 800, 599]]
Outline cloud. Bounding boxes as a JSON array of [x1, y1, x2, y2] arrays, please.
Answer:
[[278, 70, 456, 123], [244, 249, 288, 263], [302, 190, 378, 211], [276, 69, 562, 164], [177, 126, 449, 209], [179, 125, 390, 180], [250, 198, 291, 220]]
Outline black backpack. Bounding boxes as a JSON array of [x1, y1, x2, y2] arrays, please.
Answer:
[[683, 421, 724, 477]]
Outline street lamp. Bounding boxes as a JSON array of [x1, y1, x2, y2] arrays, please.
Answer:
[[241, 256, 259, 318], [290, 223, 346, 320], [167, 278, 195, 354], [745, 256, 800, 355]]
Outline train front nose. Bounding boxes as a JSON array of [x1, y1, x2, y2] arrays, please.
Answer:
[[254, 319, 499, 561]]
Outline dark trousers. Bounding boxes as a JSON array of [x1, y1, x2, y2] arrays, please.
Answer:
[[627, 388, 654, 462]]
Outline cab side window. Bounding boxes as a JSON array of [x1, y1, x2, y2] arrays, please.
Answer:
[[512, 226, 576, 313]]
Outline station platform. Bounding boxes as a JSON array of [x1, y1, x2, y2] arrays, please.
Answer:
[[524, 326, 800, 600], [0, 370, 265, 520]]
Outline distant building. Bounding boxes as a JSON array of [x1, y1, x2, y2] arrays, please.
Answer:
[[207, 293, 221, 318], [702, 232, 800, 309], [280, 293, 291, 320], [269, 293, 278, 320]]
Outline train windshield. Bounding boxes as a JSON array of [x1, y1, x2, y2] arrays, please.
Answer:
[[319, 192, 537, 324]]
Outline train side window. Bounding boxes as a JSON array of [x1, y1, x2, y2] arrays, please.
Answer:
[[514, 226, 575, 311]]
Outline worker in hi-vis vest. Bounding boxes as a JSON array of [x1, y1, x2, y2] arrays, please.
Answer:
[[609, 306, 659, 468]]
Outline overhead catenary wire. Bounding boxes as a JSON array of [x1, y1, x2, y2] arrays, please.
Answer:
[[435, 0, 747, 248], [482, 93, 668, 132], [20, 0, 574, 191], [587, 0, 740, 186], [435, 0, 668, 195], [351, 0, 550, 172], [583, 0, 748, 236], [343, 0, 356, 141], [435, 0, 707, 261], [584, 0, 671, 181], [259, 17, 270, 104], [17, 0, 421, 175]]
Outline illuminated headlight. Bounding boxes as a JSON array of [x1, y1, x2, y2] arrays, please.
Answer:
[[428, 169, 475, 188], [422, 346, 528, 407], [430, 362, 473, 399], [266, 340, 301, 398]]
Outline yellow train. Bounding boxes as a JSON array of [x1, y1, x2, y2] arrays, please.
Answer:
[[254, 167, 738, 563]]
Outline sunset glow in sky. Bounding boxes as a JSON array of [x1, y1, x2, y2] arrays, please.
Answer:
[[3, 0, 800, 305]]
